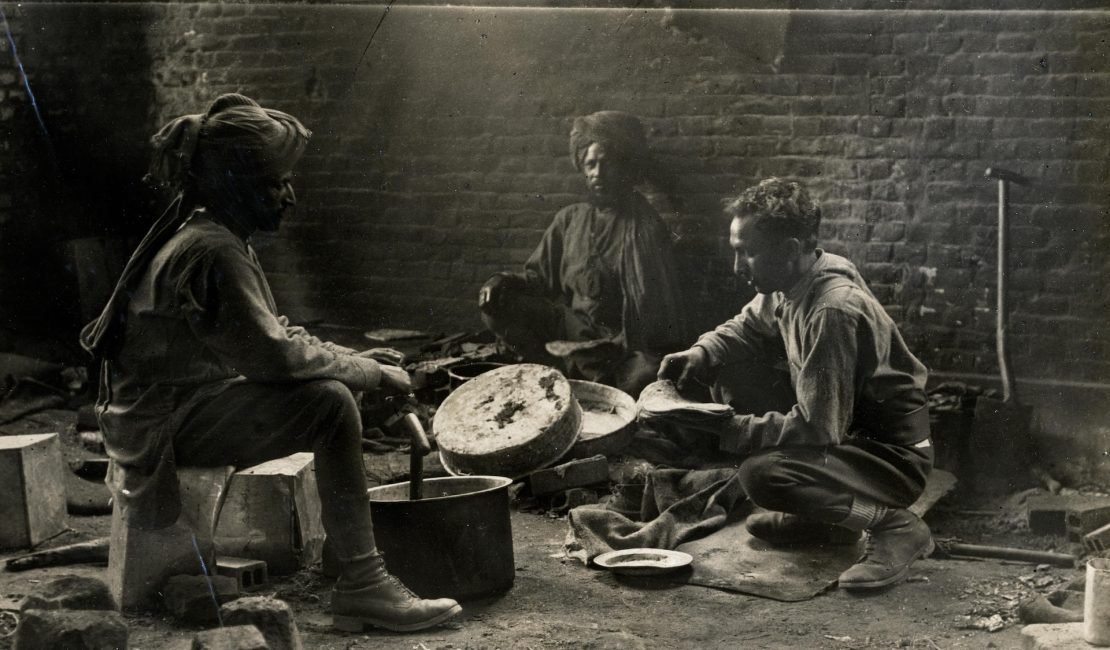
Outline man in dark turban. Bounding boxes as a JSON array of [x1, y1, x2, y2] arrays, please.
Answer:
[[478, 111, 689, 397], [82, 94, 461, 632]]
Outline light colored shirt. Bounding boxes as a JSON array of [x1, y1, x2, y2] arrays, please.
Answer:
[[695, 251, 928, 453]]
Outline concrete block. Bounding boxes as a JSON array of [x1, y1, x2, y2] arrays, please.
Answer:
[[215, 453, 324, 575], [191, 625, 269, 650], [1028, 495, 1110, 536], [0, 433, 67, 549], [1084, 521, 1110, 553], [220, 596, 302, 650], [107, 464, 236, 611], [1020, 622, 1085, 649], [19, 575, 115, 611], [217, 556, 269, 592], [1066, 502, 1110, 542], [163, 574, 240, 625], [530, 455, 610, 497], [13, 609, 128, 650]]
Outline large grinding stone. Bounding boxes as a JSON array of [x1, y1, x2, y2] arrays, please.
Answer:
[[434, 364, 582, 478]]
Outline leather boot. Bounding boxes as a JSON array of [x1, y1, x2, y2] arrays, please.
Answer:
[[332, 553, 462, 632], [746, 511, 861, 546], [838, 507, 934, 590]]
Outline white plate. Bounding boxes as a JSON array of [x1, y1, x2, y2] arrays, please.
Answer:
[[593, 548, 693, 576]]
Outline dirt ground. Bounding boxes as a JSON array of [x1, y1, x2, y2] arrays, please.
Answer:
[[1, 479, 1087, 650], [0, 408, 1094, 650]]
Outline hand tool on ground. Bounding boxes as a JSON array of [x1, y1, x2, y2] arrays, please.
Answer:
[[933, 538, 1076, 568]]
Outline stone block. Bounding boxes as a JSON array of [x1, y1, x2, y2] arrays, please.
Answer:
[[0, 433, 67, 549], [13, 609, 128, 650], [217, 556, 269, 592], [163, 574, 240, 625], [1084, 522, 1110, 554], [19, 575, 115, 611], [1028, 495, 1110, 537], [220, 596, 302, 650], [215, 453, 324, 575], [530, 455, 610, 497], [1066, 502, 1110, 543], [107, 464, 235, 611], [1020, 622, 1084, 649], [191, 625, 269, 650]]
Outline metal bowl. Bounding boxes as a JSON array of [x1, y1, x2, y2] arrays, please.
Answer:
[[564, 379, 637, 459]]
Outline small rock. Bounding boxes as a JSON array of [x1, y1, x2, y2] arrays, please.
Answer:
[[163, 574, 240, 625], [13, 609, 128, 650], [191, 624, 269, 650], [18, 575, 115, 612], [220, 596, 302, 650]]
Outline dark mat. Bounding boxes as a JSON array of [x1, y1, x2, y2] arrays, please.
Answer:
[[676, 469, 957, 602], [678, 518, 862, 601]]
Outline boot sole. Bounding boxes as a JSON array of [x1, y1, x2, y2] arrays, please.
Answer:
[[839, 537, 935, 591], [333, 603, 462, 633]]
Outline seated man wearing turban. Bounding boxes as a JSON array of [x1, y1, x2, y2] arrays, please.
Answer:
[[478, 111, 688, 397], [82, 94, 461, 632]]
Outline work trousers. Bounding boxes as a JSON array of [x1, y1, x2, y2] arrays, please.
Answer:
[[712, 363, 933, 524], [173, 379, 375, 563], [480, 286, 659, 397]]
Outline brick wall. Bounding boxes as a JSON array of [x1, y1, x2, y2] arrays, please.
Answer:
[[3, 5, 1108, 387]]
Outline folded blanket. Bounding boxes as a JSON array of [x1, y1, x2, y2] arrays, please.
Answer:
[[565, 467, 750, 563]]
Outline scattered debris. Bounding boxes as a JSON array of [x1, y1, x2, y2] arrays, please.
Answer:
[[956, 613, 1006, 632], [1017, 593, 1082, 624]]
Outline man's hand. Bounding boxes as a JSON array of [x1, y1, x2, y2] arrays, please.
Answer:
[[657, 347, 709, 391], [477, 274, 516, 313], [379, 365, 413, 395], [358, 347, 405, 366]]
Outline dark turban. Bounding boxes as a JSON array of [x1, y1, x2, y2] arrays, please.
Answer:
[[569, 111, 650, 182], [81, 94, 310, 359], [147, 93, 311, 198]]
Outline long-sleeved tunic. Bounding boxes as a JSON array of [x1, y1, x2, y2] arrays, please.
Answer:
[[694, 251, 929, 454], [513, 193, 690, 354], [98, 212, 382, 527]]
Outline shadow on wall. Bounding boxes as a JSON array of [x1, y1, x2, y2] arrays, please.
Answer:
[[0, 5, 159, 360]]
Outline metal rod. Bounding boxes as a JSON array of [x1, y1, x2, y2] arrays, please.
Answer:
[[939, 541, 1075, 568], [996, 179, 1016, 403]]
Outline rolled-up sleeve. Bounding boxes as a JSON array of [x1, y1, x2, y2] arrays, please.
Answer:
[[182, 244, 382, 391]]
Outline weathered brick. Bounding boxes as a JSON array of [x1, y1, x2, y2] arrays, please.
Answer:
[[1, 3, 1107, 392]]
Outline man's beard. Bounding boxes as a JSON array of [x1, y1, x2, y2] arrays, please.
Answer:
[[587, 186, 628, 209]]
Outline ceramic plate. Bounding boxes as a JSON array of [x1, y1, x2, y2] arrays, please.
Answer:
[[593, 548, 693, 576]]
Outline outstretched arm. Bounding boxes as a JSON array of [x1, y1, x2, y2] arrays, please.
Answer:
[[183, 244, 384, 391], [717, 307, 860, 453]]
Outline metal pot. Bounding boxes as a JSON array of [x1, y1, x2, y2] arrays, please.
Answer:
[[446, 362, 506, 391], [367, 475, 515, 601]]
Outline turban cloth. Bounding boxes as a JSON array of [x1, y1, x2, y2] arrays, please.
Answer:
[[81, 94, 310, 359], [568, 111, 650, 182]]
